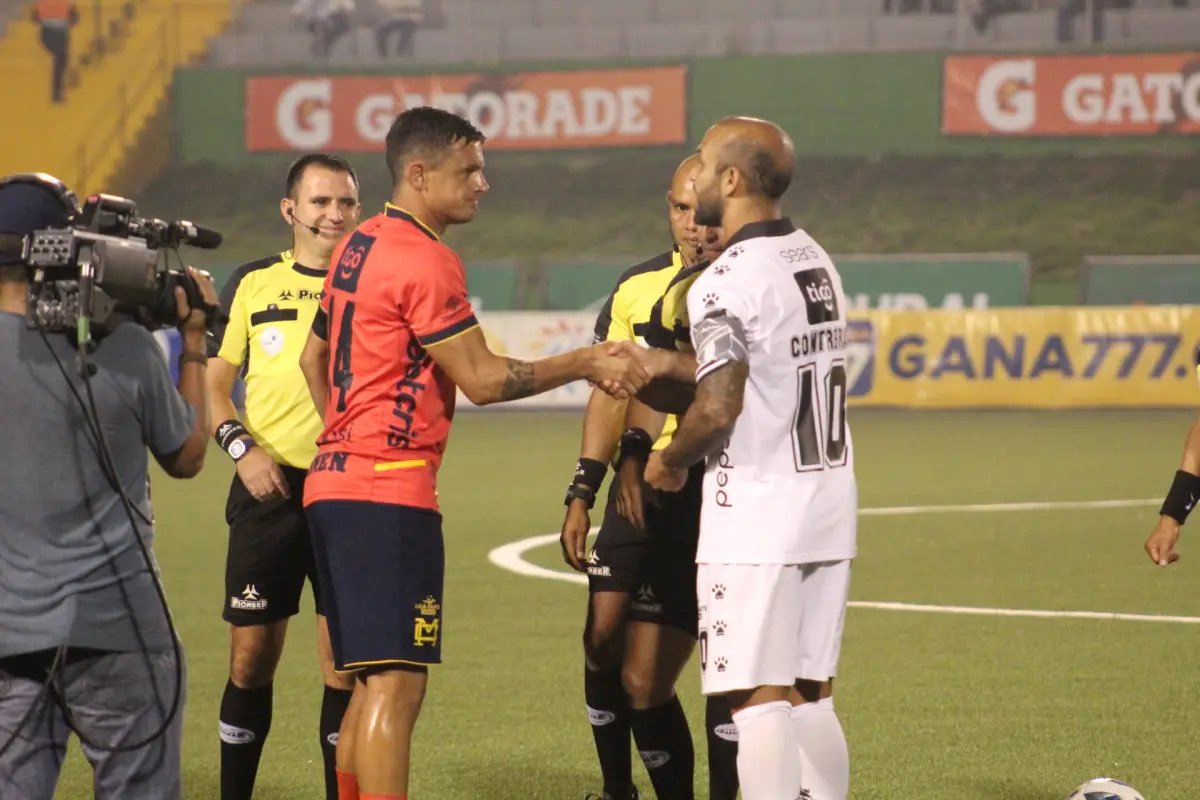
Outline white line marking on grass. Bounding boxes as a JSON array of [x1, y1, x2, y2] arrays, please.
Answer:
[[488, 533, 588, 586], [858, 498, 1159, 516], [487, 498, 1200, 625], [846, 601, 1200, 624]]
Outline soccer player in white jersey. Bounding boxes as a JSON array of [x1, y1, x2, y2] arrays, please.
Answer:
[[641, 116, 856, 800]]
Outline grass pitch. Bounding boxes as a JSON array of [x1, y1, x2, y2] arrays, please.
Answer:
[[53, 410, 1200, 799]]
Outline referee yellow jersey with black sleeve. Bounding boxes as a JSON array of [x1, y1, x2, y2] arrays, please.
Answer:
[[212, 250, 326, 470], [592, 248, 685, 451], [646, 261, 709, 358]]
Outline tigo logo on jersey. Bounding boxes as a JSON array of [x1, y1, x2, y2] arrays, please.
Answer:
[[794, 267, 840, 325]]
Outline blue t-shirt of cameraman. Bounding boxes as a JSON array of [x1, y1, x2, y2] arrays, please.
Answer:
[[0, 313, 194, 659]]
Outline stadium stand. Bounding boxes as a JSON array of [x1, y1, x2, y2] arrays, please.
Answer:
[[204, 0, 1200, 65], [0, 0, 242, 197]]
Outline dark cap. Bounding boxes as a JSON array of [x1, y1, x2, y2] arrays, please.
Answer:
[[0, 173, 78, 265]]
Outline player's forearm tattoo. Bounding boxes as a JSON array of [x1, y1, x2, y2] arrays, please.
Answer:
[[500, 358, 536, 401], [660, 361, 749, 470]]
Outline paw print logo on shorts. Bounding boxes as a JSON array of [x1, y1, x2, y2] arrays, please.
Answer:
[[703, 292, 719, 308], [714, 620, 727, 636], [715, 657, 728, 673], [727, 246, 744, 258], [712, 262, 731, 275], [712, 583, 726, 600]]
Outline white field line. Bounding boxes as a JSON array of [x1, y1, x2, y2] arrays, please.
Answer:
[[486, 498, 1200, 624]]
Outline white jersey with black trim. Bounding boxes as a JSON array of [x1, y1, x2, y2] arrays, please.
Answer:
[[686, 218, 858, 566]]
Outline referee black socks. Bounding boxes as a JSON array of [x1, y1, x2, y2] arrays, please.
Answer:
[[705, 694, 740, 800], [319, 685, 353, 800], [629, 695, 695, 800], [219, 679, 273, 800], [584, 666, 635, 798]]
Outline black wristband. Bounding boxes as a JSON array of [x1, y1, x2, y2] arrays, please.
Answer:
[[564, 483, 597, 510], [1160, 469, 1200, 525], [214, 419, 256, 460], [616, 427, 653, 468], [178, 350, 207, 368], [572, 457, 607, 493]]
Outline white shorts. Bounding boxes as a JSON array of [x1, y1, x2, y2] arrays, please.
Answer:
[[697, 560, 851, 695]]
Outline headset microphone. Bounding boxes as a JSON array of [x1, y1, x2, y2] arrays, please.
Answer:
[[288, 208, 320, 235]]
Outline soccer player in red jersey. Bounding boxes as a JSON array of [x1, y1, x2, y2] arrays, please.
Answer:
[[297, 106, 651, 800]]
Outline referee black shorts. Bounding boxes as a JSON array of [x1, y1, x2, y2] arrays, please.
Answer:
[[223, 465, 322, 626], [586, 461, 705, 637]]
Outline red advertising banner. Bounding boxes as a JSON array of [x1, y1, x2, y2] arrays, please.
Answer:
[[246, 67, 689, 151], [943, 53, 1200, 136]]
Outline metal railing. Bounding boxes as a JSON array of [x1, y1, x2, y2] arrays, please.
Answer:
[[72, 7, 171, 193], [59, 0, 244, 195]]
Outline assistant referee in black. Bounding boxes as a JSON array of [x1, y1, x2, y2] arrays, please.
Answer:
[[206, 153, 361, 800]]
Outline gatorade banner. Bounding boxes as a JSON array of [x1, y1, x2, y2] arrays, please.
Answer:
[[942, 53, 1200, 136], [850, 306, 1200, 408], [246, 67, 688, 152]]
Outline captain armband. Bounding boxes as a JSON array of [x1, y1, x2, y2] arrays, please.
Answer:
[[693, 310, 749, 379], [1160, 469, 1200, 525], [215, 419, 257, 462]]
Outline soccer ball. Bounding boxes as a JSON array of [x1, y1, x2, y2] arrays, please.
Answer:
[[1067, 777, 1144, 800]]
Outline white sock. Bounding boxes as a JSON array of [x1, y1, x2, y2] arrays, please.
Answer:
[[732, 700, 804, 800], [790, 697, 849, 800]]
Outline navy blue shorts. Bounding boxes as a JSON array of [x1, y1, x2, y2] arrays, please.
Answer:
[[305, 500, 445, 672]]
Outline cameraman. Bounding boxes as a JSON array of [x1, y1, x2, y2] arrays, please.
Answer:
[[0, 174, 215, 799]]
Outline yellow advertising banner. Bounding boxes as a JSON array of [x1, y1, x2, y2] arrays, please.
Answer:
[[846, 306, 1200, 408]]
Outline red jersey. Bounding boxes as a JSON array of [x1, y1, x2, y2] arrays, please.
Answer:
[[303, 204, 479, 511]]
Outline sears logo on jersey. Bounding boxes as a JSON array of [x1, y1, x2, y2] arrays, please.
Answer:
[[793, 267, 839, 325]]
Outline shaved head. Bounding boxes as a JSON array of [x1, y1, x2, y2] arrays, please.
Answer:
[[706, 116, 795, 200], [692, 116, 795, 227], [666, 153, 723, 265], [671, 153, 703, 197]]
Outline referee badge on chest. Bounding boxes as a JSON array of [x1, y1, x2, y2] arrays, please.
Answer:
[[260, 325, 285, 357]]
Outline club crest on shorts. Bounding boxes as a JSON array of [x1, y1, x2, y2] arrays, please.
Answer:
[[413, 595, 441, 647]]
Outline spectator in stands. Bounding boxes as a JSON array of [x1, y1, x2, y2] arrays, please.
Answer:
[[372, 0, 422, 58], [32, 0, 78, 104], [970, 0, 1022, 35], [292, 0, 354, 59], [1056, 0, 1111, 42]]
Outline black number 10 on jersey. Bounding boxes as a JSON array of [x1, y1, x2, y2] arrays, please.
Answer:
[[792, 360, 848, 472], [790, 266, 848, 472]]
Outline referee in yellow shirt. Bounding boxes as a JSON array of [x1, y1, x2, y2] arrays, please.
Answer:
[[560, 154, 726, 800], [206, 153, 361, 800]]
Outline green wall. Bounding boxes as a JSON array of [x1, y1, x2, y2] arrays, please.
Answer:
[[173, 51, 1197, 164]]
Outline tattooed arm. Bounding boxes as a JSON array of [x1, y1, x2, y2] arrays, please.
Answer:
[[658, 361, 748, 470], [425, 327, 649, 406], [655, 309, 752, 471]]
